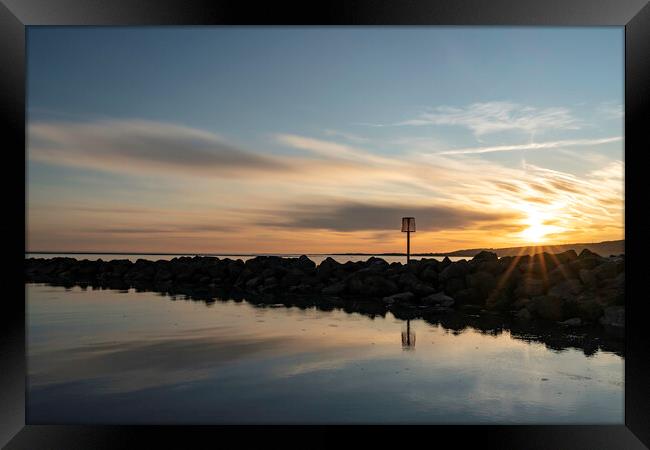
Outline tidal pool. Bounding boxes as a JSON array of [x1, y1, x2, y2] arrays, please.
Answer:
[[27, 284, 624, 424]]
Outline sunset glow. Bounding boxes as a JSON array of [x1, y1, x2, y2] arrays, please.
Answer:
[[26, 28, 624, 254]]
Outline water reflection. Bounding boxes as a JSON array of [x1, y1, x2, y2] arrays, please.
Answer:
[[401, 320, 416, 350], [27, 284, 624, 424]]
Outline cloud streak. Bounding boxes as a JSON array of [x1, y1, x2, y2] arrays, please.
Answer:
[[261, 201, 520, 232], [378, 101, 582, 136], [27, 120, 624, 253], [437, 136, 622, 155], [29, 120, 288, 176]]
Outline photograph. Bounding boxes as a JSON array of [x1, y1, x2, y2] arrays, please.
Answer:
[[24, 26, 626, 425]]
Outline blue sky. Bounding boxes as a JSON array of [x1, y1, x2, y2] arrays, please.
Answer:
[[26, 27, 624, 253]]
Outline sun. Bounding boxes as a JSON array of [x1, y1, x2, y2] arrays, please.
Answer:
[[521, 221, 548, 243], [517, 204, 563, 244]]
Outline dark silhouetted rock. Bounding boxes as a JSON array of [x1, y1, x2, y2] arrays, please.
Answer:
[[560, 317, 582, 327], [444, 277, 466, 296], [569, 256, 601, 271], [578, 269, 597, 287], [383, 292, 415, 305], [593, 261, 618, 280], [528, 295, 563, 321], [321, 282, 346, 295], [421, 292, 455, 307], [453, 288, 481, 305], [600, 306, 624, 328], [439, 260, 469, 282], [472, 251, 498, 263], [296, 255, 316, 270], [515, 278, 546, 298], [466, 271, 497, 297], [516, 308, 532, 321], [548, 279, 583, 301], [24, 250, 624, 335], [548, 263, 576, 285]]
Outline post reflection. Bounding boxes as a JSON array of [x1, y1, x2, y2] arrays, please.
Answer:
[[401, 319, 416, 350]]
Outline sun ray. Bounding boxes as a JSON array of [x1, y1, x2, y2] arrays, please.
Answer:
[[488, 246, 529, 306], [537, 248, 549, 287], [545, 244, 574, 282]]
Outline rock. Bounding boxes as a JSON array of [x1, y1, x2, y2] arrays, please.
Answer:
[[614, 258, 625, 274], [419, 264, 439, 283], [281, 268, 305, 287], [599, 306, 624, 328], [366, 257, 389, 273], [289, 284, 313, 294], [25, 252, 625, 334], [515, 278, 546, 297], [579, 248, 600, 258], [383, 292, 415, 305], [413, 282, 436, 297], [578, 269, 597, 287], [560, 317, 582, 327], [576, 299, 604, 322], [347, 274, 398, 297], [548, 279, 583, 301], [296, 255, 316, 270], [528, 295, 564, 321], [555, 250, 578, 264], [245, 277, 262, 289], [405, 260, 425, 276], [398, 272, 435, 296], [465, 271, 497, 297], [321, 282, 346, 295], [476, 260, 502, 276], [472, 251, 498, 263], [439, 260, 469, 282], [525, 254, 558, 275], [263, 276, 278, 287], [603, 272, 624, 290], [421, 292, 455, 307], [516, 308, 532, 320], [444, 277, 466, 296], [454, 288, 481, 305], [513, 298, 531, 309], [316, 256, 340, 278], [569, 256, 600, 271], [485, 289, 514, 310], [155, 269, 172, 282], [592, 261, 618, 280], [548, 264, 576, 285], [398, 272, 419, 289]]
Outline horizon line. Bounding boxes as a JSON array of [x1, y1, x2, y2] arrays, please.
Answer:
[[25, 239, 625, 257]]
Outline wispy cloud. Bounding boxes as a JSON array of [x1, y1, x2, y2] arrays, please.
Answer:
[[597, 101, 624, 120], [260, 201, 519, 232], [274, 133, 402, 169], [27, 120, 624, 252], [84, 224, 231, 235], [322, 129, 371, 144], [29, 120, 289, 176], [373, 101, 582, 137], [437, 136, 622, 155]]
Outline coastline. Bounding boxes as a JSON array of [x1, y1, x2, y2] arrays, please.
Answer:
[[25, 249, 624, 343]]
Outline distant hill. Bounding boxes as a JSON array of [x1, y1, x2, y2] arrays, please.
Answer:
[[438, 240, 624, 258]]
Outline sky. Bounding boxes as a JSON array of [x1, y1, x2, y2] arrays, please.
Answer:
[[26, 27, 624, 254]]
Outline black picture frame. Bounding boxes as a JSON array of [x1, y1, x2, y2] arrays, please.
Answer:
[[3, 0, 649, 448]]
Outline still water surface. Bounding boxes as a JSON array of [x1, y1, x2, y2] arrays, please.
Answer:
[[27, 284, 623, 424]]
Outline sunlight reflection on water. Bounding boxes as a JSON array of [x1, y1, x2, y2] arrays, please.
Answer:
[[27, 284, 623, 424]]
